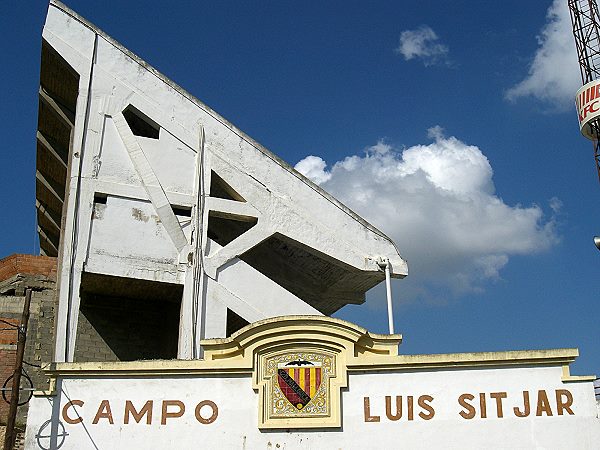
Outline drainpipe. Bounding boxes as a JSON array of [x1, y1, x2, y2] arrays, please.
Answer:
[[377, 258, 395, 334]]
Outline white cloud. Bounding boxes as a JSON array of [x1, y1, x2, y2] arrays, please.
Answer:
[[294, 155, 331, 185], [396, 25, 449, 66], [505, 0, 580, 109], [295, 128, 559, 302], [549, 196, 563, 213]]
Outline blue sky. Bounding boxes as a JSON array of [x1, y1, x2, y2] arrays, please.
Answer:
[[1, 1, 598, 374]]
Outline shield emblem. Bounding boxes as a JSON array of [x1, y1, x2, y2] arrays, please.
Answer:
[[277, 360, 322, 410]]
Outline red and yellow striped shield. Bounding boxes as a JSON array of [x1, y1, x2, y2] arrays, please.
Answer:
[[277, 360, 322, 410]]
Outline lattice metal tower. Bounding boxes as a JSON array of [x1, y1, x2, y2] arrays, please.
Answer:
[[569, 0, 600, 181]]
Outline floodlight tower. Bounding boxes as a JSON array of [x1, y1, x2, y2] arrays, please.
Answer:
[[568, 0, 600, 250], [569, 0, 600, 182]]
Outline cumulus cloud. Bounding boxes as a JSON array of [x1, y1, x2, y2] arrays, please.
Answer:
[[294, 155, 332, 185], [395, 26, 449, 66], [505, 0, 580, 109], [295, 128, 559, 302]]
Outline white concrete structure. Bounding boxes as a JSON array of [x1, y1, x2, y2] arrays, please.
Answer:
[[30, 3, 600, 448], [24, 317, 600, 449], [36, 1, 407, 362]]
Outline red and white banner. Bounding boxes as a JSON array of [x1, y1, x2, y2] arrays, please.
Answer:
[[576, 80, 600, 139]]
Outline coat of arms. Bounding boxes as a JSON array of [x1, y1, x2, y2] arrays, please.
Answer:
[[250, 319, 360, 429], [262, 351, 335, 422], [277, 360, 322, 410]]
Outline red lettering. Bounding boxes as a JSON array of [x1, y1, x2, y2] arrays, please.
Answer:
[[555, 390, 574, 416], [161, 400, 185, 425], [62, 400, 84, 424], [363, 397, 380, 422], [581, 100, 600, 121], [92, 400, 114, 424], [458, 394, 476, 419], [195, 400, 218, 424]]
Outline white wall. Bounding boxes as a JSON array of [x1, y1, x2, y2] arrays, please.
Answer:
[[25, 365, 600, 449]]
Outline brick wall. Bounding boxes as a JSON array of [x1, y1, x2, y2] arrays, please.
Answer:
[[74, 292, 180, 362], [72, 272, 182, 363], [0, 254, 57, 426], [0, 318, 18, 345], [0, 307, 21, 425], [0, 254, 184, 427], [0, 254, 57, 282], [0, 347, 17, 423], [0, 290, 56, 426]]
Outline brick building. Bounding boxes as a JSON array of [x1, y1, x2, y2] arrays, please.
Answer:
[[0, 254, 56, 426], [0, 252, 181, 427], [0, 252, 182, 440]]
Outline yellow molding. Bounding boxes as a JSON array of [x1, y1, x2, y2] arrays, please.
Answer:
[[42, 360, 253, 377], [347, 348, 581, 372], [33, 377, 56, 397], [201, 315, 402, 360], [40, 348, 582, 377], [39, 317, 583, 377], [561, 364, 597, 382]]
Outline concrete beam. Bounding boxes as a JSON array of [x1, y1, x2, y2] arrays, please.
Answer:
[[112, 111, 188, 253], [91, 180, 194, 209], [36, 170, 64, 204], [37, 131, 68, 168], [39, 86, 75, 128], [35, 200, 61, 233], [37, 225, 59, 254], [206, 197, 258, 219], [204, 225, 273, 278]]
